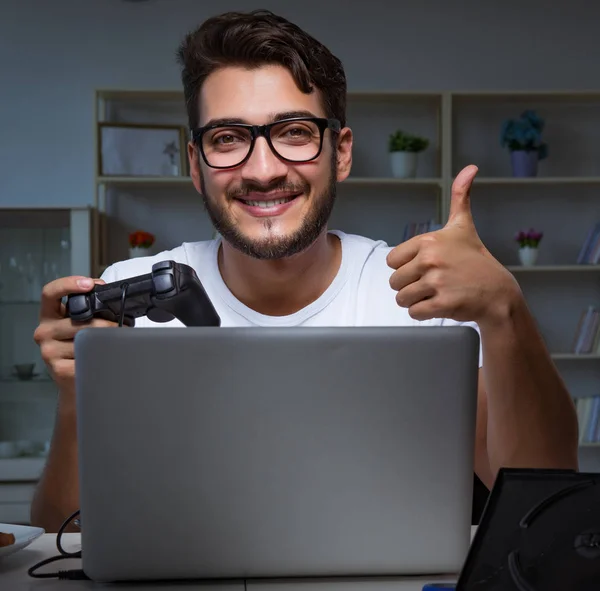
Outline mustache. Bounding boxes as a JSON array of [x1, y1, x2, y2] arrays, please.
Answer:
[[226, 181, 309, 199]]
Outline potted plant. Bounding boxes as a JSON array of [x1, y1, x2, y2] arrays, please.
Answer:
[[129, 230, 155, 258], [500, 110, 548, 177], [388, 130, 429, 178], [515, 228, 543, 266]]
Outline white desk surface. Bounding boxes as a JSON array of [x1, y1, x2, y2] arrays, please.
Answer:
[[0, 530, 476, 590]]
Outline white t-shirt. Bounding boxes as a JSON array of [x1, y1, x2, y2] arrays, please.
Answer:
[[101, 230, 482, 365]]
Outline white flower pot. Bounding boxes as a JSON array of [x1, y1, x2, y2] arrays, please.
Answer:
[[518, 246, 538, 266], [390, 151, 418, 178], [129, 247, 151, 259], [162, 162, 180, 177]]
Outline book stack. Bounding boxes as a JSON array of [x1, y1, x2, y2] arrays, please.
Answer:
[[577, 221, 600, 264], [402, 219, 442, 242], [572, 305, 600, 354], [576, 395, 600, 444]]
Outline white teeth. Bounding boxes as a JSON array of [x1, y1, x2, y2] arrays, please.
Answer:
[[245, 196, 293, 208]]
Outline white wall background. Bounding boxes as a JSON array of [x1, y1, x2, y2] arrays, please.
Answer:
[[1, 0, 599, 208]]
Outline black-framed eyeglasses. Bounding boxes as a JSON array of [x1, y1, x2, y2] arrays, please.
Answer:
[[190, 117, 341, 169]]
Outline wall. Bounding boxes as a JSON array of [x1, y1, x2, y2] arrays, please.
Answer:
[[0, 1, 599, 475], [1, 0, 599, 208]]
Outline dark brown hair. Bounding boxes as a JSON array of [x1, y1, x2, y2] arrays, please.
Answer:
[[176, 10, 347, 131]]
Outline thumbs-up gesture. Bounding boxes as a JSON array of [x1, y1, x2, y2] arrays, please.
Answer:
[[386, 165, 519, 324]]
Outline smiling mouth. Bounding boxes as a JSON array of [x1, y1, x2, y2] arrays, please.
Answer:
[[236, 193, 301, 208]]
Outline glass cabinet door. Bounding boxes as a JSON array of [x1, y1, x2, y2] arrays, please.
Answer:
[[0, 207, 92, 521]]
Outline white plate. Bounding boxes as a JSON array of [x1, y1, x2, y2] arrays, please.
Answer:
[[0, 523, 45, 559]]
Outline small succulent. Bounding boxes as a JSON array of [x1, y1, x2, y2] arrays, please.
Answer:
[[389, 130, 429, 153]]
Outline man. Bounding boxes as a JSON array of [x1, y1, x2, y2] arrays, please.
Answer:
[[31, 10, 578, 532]]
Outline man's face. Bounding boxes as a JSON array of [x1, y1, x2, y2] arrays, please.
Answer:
[[188, 65, 352, 259]]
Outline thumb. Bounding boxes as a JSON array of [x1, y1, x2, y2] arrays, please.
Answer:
[[447, 165, 478, 228]]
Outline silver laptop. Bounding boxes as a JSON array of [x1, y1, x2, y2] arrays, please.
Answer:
[[74, 326, 480, 583]]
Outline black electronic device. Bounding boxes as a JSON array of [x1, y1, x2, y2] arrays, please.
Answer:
[[456, 467, 600, 590], [66, 260, 220, 327]]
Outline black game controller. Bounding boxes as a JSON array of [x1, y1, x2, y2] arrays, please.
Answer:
[[66, 260, 221, 327]]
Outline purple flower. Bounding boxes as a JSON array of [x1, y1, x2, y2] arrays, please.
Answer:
[[515, 228, 543, 247], [514, 230, 526, 242]]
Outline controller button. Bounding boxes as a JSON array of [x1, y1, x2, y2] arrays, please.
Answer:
[[68, 295, 90, 315], [154, 274, 175, 295], [152, 260, 173, 271]]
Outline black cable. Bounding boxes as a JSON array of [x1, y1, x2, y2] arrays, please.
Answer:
[[118, 282, 129, 327], [28, 509, 88, 580]]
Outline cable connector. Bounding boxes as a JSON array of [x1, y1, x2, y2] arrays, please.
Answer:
[[58, 569, 89, 580]]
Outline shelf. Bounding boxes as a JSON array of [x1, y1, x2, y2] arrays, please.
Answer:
[[451, 91, 600, 106], [551, 353, 600, 360], [98, 175, 193, 185], [98, 174, 600, 188], [0, 457, 46, 482], [344, 177, 442, 186], [96, 88, 445, 102], [0, 300, 41, 305], [97, 175, 443, 187], [507, 265, 600, 273], [473, 177, 600, 185], [0, 377, 52, 384]]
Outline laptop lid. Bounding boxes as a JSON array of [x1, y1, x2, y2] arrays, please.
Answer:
[[74, 326, 480, 583]]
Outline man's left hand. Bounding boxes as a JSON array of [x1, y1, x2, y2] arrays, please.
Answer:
[[386, 164, 521, 325]]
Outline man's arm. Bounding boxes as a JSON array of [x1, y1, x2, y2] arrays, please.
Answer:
[[474, 292, 579, 489], [385, 165, 580, 491], [31, 276, 116, 532], [31, 396, 81, 532]]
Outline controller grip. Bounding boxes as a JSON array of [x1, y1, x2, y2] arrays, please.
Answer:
[[163, 281, 220, 327], [66, 293, 93, 322], [66, 293, 136, 326]]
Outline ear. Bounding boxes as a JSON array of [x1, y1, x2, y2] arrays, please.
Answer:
[[335, 127, 353, 183], [188, 141, 204, 194]]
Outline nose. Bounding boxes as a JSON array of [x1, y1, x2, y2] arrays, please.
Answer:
[[241, 136, 289, 186]]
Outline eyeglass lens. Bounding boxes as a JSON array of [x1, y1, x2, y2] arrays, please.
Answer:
[[202, 119, 322, 167]]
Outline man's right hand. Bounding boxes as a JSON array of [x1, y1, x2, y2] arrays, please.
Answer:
[[33, 276, 118, 399]]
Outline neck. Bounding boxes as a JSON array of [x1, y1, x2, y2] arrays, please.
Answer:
[[217, 230, 342, 316]]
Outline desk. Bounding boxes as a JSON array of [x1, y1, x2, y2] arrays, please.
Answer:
[[0, 530, 475, 590]]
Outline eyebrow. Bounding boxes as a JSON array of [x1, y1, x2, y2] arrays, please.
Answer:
[[201, 110, 320, 128]]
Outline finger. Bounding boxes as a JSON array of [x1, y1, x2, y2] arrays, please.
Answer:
[[395, 280, 436, 310], [48, 358, 75, 386], [386, 237, 421, 270], [40, 277, 105, 321], [446, 164, 478, 228], [405, 297, 441, 322], [40, 339, 75, 365], [389, 256, 423, 292], [42, 317, 118, 342]]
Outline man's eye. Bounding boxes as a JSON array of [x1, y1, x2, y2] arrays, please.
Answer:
[[215, 134, 237, 144]]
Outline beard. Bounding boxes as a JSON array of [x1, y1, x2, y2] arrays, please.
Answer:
[[199, 155, 337, 260]]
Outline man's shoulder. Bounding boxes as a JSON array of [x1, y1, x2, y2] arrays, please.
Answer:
[[99, 240, 216, 282], [335, 230, 395, 283], [335, 230, 393, 269]]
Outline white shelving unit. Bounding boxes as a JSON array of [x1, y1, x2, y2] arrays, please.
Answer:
[[93, 89, 599, 469], [0, 206, 93, 524]]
